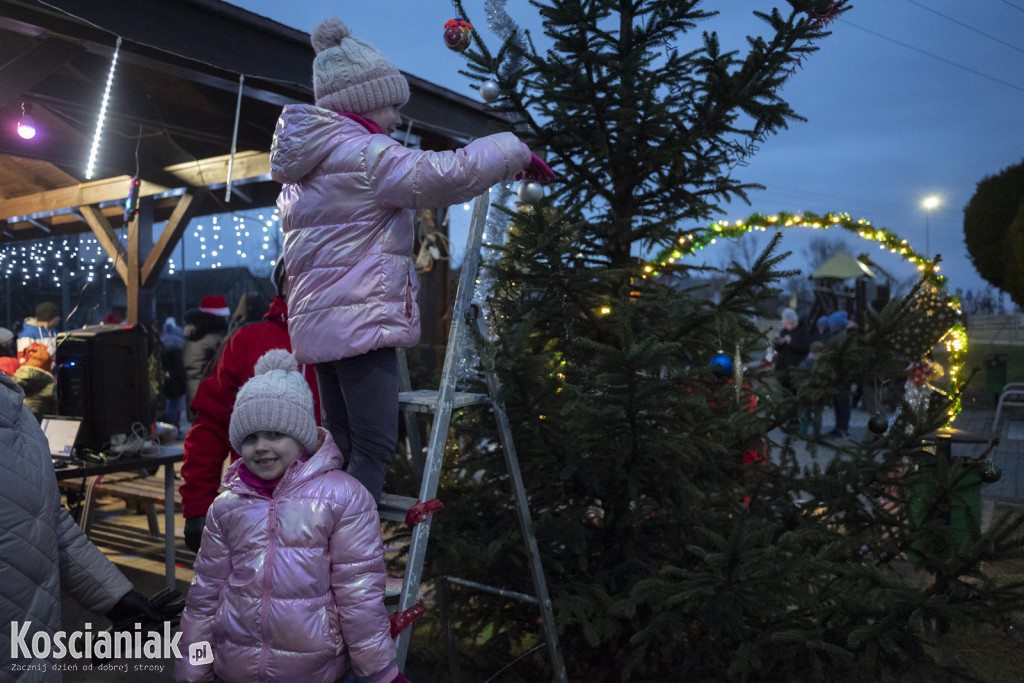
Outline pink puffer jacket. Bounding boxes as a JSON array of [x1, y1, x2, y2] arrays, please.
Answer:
[[270, 104, 531, 364], [175, 428, 397, 683]]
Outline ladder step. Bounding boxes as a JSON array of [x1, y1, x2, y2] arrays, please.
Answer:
[[445, 576, 539, 604], [378, 493, 419, 523], [399, 389, 489, 414]]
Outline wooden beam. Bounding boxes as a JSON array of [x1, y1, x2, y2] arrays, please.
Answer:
[[78, 204, 128, 284], [141, 188, 205, 289], [1, 176, 169, 221], [162, 151, 269, 187], [126, 209, 141, 326], [0, 151, 269, 221]]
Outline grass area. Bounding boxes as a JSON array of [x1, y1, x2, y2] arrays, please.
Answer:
[[936, 341, 1024, 408], [943, 502, 1024, 681]]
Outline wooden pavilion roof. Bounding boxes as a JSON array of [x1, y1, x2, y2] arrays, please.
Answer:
[[0, 0, 505, 322]]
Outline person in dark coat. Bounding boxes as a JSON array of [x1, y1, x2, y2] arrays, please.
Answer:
[[160, 317, 188, 435], [772, 307, 811, 393], [183, 295, 230, 415]]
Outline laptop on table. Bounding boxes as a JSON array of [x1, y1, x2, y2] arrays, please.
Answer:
[[41, 416, 82, 464]]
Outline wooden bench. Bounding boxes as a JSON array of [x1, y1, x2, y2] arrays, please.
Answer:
[[60, 469, 183, 537]]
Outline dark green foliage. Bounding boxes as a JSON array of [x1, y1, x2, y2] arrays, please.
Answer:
[[1004, 198, 1024, 310], [414, 2, 1024, 680], [963, 158, 1024, 299]]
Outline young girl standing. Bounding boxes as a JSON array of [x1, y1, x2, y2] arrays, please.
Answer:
[[270, 16, 552, 502], [175, 349, 409, 683]]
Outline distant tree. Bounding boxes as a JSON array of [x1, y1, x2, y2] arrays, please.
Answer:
[[1003, 201, 1024, 309], [803, 233, 851, 270], [963, 158, 1024, 301]]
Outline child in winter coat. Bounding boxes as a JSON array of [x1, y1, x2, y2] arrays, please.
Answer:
[[176, 349, 409, 683], [270, 16, 553, 502]]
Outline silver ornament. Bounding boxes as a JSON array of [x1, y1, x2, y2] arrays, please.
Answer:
[[517, 180, 544, 205], [479, 80, 501, 102]]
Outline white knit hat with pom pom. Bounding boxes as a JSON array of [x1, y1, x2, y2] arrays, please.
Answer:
[[311, 16, 409, 114], [229, 349, 318, 455]]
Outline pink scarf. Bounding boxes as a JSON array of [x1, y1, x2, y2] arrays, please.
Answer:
[[338, 112, 385, 135], [237, 457, 309, 498]]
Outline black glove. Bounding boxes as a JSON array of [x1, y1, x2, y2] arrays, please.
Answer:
[[97, 589, 184, 666], [105, 589, 160, 628], [184, 515, 206, 553]]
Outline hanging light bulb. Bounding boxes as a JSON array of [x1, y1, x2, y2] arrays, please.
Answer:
[[17, 103, 36, 140]]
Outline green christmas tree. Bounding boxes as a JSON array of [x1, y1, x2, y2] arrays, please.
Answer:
[[407, 2, 1024, 680]]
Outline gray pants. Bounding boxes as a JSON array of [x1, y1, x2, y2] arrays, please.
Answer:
[[315, 348, 398, 502]]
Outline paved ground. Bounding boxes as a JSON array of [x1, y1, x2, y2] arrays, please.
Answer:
[[781, 400, 1024, 507]]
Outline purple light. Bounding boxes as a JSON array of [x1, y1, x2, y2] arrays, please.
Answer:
[[17, 103, 36, 140], [17, 119, 36, 140]]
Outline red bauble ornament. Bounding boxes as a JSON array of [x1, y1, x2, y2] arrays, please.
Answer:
[[805, 1, 842, 26], [443, 18, 472, 52]]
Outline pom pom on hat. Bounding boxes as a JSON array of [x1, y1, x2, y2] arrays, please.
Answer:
[[200, 295, 230, 317], [229, 349, 318, 455], [311, 16, 350, 53], [310, 16, 410, 114]]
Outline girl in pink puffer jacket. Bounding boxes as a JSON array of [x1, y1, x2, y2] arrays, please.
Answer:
[[270, 17, 553, 504], [175, 350, 409, 683]]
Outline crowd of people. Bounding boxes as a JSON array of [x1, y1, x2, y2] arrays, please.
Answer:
[[770, 305, 889, 439]]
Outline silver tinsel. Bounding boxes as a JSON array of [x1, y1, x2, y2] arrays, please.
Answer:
[[456, 182, 517, 386], [903, 381, 932, 434], [485, 0, 525, 78], [453, 1, 525, 384]]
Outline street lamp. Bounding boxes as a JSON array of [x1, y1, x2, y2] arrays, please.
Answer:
[[921, 195, 940, 258]]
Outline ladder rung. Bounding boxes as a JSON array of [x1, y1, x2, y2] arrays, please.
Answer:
[[399, 389, 489, 413], [378, 493, 419, 523], [445, 576, 539, 604]]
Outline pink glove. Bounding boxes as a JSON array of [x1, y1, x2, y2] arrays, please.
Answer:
[[392, 674, 412, 683], [515, 152, 555, 183]]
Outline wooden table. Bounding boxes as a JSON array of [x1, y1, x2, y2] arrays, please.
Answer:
[[55, 446, 185, 590]]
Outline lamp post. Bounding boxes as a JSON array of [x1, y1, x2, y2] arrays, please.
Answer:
[[921, 195, 940, 258]]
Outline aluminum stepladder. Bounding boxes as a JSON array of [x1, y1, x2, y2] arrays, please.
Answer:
[[378, 191, 567, 682]]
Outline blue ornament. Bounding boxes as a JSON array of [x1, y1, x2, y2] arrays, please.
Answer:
[[710, 350, 733, 377]]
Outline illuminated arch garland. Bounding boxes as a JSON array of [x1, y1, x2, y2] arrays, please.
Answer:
[[649, 210, 967, 419]]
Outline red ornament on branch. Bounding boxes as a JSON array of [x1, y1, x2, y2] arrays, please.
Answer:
[[443, 18, 473, 52], [906, 359, 943, 388], [805, 0, 842, 27]]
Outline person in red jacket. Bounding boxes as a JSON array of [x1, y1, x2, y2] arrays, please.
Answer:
[[180, 260, 321, 551]]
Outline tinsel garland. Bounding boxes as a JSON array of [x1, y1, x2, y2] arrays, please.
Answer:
[[456, 181, 517, 386], [450, 0, 526, 385], [484, 0, 525, 78]]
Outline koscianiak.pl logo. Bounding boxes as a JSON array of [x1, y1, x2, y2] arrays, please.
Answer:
[[8, 621, 204, 675]]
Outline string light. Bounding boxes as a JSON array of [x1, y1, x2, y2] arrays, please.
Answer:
[[649, 209, 966, 416], [84, 37, 122, 180], [1, 208, 281, 287]]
